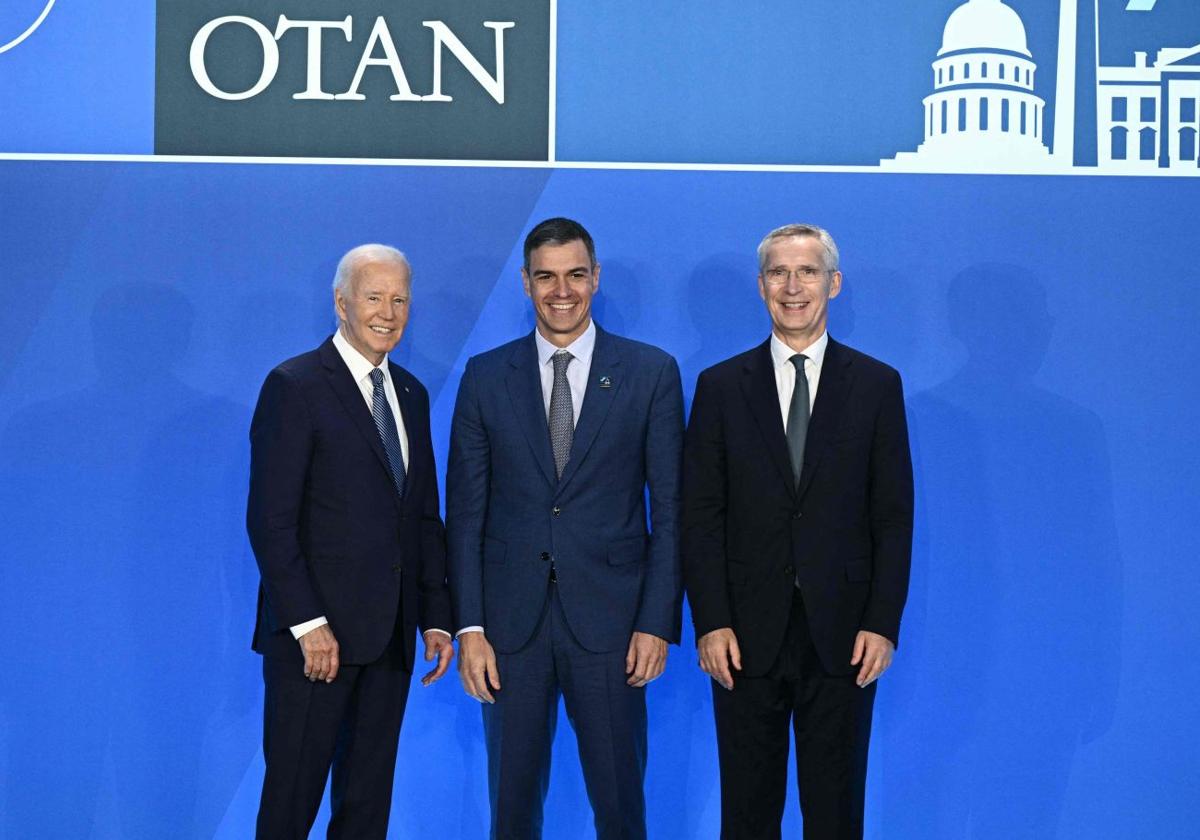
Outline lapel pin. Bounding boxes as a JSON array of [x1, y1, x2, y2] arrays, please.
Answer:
[[404, 385, 410, 393], [598, 375, 612, 389]]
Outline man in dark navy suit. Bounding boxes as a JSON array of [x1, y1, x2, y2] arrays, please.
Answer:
[[447, 218, 684, 839], [683, 224, 913, 839], [247, 244, 454, 839]]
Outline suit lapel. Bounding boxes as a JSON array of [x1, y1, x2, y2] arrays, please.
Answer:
[[390, 361, 421, 513], [557, 326, 622, 493], [506, 335, 558, 487], [796, 337, 854, 502], [740, 340, 797, 500], [319, 339, 398, 504]]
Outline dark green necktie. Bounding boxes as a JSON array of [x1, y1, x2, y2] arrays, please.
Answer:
[[786, 354, 809, 486]]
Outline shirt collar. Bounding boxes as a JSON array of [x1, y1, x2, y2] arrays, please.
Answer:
[[333, 327, 390, 384], [535, 319, 597, 367], [770, 330, 828, 370]]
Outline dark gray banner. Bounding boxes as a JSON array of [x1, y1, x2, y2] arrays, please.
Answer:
[[155, 0, 550, 159]]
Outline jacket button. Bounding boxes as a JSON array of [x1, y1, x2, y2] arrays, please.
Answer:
[[392, 564, 402, 573], [552, 506, 561, 516], [540, 552, 550, 562], [783, 565, 794, 576], [792, 511, 802, 520]]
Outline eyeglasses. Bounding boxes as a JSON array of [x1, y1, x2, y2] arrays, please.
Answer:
[[762, 266, 829, 285]]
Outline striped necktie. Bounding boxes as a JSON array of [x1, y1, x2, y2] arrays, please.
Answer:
[[369, 367, 406, 498]]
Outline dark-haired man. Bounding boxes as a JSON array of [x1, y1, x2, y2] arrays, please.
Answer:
[[447, 218, 684, 839], [683, 224, 913, 839]]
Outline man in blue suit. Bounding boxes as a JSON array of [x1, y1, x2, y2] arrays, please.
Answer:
[[247, 244, 455, 838], [447, 218, 684, 839]]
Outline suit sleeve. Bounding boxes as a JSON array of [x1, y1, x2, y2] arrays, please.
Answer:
[[860, 368, 914, 647], [446, 358, 490, 632], [636, 354, 684, 644], [246, 367, 324, 630], [681, 369, 734, 640], [414, 384, 453, 634]]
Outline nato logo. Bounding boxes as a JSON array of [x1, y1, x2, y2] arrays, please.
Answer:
[[880, 0, 1200, 174], [0, 0, 56, 55], [154, 1, 551, 160]]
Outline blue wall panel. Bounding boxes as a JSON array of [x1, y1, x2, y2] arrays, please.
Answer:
[[1, 160, 1196, 837]]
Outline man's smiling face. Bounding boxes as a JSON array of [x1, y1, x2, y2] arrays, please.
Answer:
[[758, 235, 841, 351], [334, 258, 411, 366], [522, 239, 599, 348]]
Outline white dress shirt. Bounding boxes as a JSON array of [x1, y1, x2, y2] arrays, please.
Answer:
[[771, 330, 828, 431], [535, 319, 596, 424], [456, 320, 598, 639], [291, 329, 448, 641], [332, 328, 409, 468]]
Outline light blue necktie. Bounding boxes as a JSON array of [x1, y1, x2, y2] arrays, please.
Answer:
[[369, 368, 406, 498]]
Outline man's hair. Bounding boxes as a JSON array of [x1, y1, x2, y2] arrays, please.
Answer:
[[522, 217, 596, 270], [332, 244, 411, 294], [756, 223, 840, 273]]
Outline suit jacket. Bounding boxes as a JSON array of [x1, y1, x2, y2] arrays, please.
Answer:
[[682, 337, 913, 677], [446, 326, 683, 654], [246, 336, 452, 670]]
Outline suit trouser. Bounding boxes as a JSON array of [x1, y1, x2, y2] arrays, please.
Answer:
[[483, 582, 648, 840], [257, 623, 412, 840], [713, 590, 876, 840]]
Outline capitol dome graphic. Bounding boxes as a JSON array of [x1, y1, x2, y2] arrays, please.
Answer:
[[883, 0, 1055, 172]]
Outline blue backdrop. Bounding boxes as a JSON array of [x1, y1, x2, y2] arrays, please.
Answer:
[[2, 1, 1199, 838], [1, 162, 1196, 838]]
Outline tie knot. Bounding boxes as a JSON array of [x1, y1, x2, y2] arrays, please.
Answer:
[[790, 354, 807, 371], [369, 368, 385, 387], [552, 350, 573, 373]]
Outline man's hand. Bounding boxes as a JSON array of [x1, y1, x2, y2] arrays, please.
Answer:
[[851, 630, 894, 687], [457, 631, 501, 703], [299, 624, 340, 683], [626, 632, 668, 687], [421, 631, 455, 687], [698, 627, 742, 691]]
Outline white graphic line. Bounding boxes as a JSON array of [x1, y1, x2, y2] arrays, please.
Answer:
[[548, 0, 557, 163], [0, 151, 1192, 177], [0, 0, 57, 55]]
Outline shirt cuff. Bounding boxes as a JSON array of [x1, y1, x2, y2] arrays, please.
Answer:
[[290, 616, 328, 640], [424, 628, 451, 639], [455, 626, 485, 638]]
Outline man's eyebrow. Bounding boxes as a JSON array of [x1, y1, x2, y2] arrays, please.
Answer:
[[533, 265, 591, 274]]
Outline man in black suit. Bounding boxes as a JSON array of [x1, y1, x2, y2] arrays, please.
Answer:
[[682, 224, 913, 839], [247, 244, 454, 839]]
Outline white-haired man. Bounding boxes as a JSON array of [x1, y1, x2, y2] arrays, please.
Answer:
[[247, 244, 454, 838], [683, 224, 913, 838]]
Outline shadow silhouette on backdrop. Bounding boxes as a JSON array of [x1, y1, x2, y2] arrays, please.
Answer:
[[679, 252, 767, 408], [878, 263, 1123, 839], [0, 283, 255, 839]]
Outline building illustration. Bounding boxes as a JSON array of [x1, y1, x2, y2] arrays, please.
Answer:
[[883, 0, 1055, 172], [1097, 45, 1200, 172], [883, 0, 1200, 176]]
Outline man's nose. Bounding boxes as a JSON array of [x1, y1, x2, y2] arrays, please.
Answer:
[[551, 277, 572, 296]]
